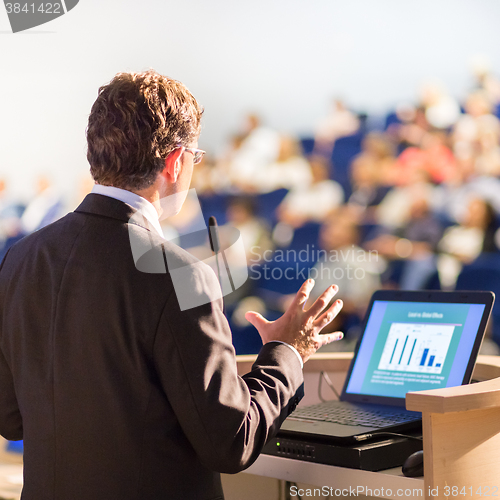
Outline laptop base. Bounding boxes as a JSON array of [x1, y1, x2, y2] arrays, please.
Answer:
[[262, 431, 423, 471]]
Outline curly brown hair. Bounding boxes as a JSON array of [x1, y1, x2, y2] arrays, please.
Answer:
[[87, 70, 203, 190]]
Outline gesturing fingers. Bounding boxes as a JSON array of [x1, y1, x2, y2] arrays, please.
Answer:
[[293, 279, 316, 309], [307, 284, 339, 319], [315, 331, 344, 349], [315, 299, 343, 331]]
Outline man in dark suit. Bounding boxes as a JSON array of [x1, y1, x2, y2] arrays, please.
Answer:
[[0, 70, 343, 499]]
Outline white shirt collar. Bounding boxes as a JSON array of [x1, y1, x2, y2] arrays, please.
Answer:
[[91, 184, 164, 238]]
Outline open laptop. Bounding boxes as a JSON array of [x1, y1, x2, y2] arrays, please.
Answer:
[[278, 290, 494, 444]]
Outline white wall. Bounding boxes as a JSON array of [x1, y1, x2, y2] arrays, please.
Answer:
[[1, 0, 500, 198]]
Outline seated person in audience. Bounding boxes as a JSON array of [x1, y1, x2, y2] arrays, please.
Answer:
[[223, 196, 273, 262], [453, 90, 500, 177], [367, 196, 443, 290], [376, 167, 435, 230], [471, 56, 500, 107], [220, 197, 274, 308], [454, 90, 500, 146], [474, 126, 500, 177], [431, 148, 476, 224], [438, 197, 498, 288], [419, 81, 461, 130], [0, 178, 12, 217], [211, 134, 246, 193], [314, 99, 360, 157], [20, 175, 66, 234], [276, 156, 344, 228], [432, 150, 500, 224], [0, 179, 25, 261], [223, 114, 281, 193], [253, 136, 312, 193], [393, 104, 430, 150], [348, 132, 395, 222], [189, 154, 219, 195], [394, 130, 457, 185], [0, 178, 21, 236]]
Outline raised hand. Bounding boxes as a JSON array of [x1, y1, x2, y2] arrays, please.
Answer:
[[245, 279, 343, 364]]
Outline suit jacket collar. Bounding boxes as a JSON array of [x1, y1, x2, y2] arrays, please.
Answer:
[[75, 193, 152, 232]]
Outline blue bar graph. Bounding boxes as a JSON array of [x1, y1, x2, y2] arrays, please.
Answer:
[[420, 348, 429, 366], [407, 339, 417, 365], [389, 339, 398, 364], [378, 322, 455, 374], [398, 336, 409, 364]]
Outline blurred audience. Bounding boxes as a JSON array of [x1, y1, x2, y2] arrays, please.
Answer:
[[221, 114, 280, 192], [20, 176, 65, 234], [348, 132, 395, 222], [438, 198, 498, 288], [0, 176, 66, 262], [454, 90, 500, 177], [310, 210, 381, 341], [390, 104, 429, 149], [253, 136, 312, 193], [395, 130, 457, 184], [314, 99, 360, 157], [0, 179, 24, 253], [419, 81, 461, 130], [376, 168, 435, 230], [3, 63, 500, 353], [471, 55, 500, 107], [367, 196, 443, 290], [276, 156, 344, 228], [224, 197, 273, 261]]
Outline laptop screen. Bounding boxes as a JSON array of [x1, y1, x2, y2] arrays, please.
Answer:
[[345, 300, 486, 399]]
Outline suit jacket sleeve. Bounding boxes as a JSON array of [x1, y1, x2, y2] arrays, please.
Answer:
[[0, 251, 23, 441], [152, 262, 304, 474], [0, 348, 22, 441]]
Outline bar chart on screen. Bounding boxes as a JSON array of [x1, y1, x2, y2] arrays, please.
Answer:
[[377, 322, 458, 374]]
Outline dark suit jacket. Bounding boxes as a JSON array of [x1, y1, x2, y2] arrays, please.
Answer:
[[0, 194, 304, 500]]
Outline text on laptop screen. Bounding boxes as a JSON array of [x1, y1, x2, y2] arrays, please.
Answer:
[[345, 301, 485, 398]]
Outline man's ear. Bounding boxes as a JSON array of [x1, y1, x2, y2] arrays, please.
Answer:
[[162, 147, 184, 183]]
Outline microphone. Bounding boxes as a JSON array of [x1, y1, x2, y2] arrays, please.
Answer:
[[208, 216, 235, 294], [208, 216, 221, 253]]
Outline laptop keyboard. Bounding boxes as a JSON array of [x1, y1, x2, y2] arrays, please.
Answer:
[[290, 402, 420, 428]]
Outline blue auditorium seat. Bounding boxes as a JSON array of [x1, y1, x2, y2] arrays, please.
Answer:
[[456, 253, 500, 345], [330, 132, 364, 199], [384, 111, 401, 130], [423, 271, 442, 290], [251, 221, 320, 297], [287, 222, 321, 252], [252, 260, 314, 297], [254, 188, 288, 225], [230, 323, 264, 355], [300, 137, 315, 155], [230, 309, 285, 355], [7, 440, 23, 453], [198, 193, 229, 226]]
